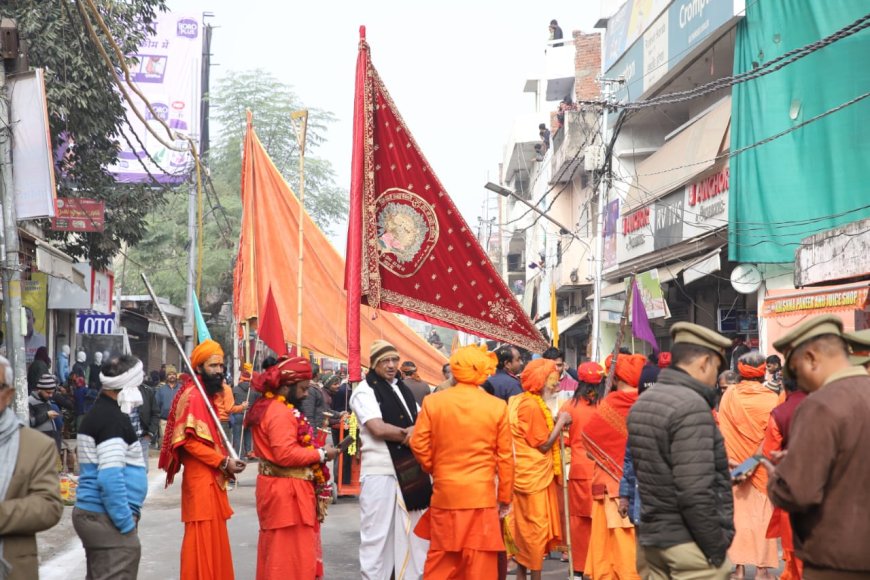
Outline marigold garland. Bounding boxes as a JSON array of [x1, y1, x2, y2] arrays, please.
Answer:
[[523, 392, 562, 478], [265, 391, 333, 499]]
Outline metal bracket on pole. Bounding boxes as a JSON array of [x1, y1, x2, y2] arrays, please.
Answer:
[[141, 273, 239, 460]]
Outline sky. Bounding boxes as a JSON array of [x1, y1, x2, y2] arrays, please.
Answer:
[[173, 0, 601, 250]]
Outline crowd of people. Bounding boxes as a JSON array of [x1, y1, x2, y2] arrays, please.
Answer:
[[2, 314, 869, 579]]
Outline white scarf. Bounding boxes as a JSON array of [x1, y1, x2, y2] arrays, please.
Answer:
[[101, 361, 145, 414], [0, 407, 24, 578]]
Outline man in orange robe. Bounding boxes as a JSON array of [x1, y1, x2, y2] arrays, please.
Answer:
[[582, 352, 645, 580], [718, 352, 780, 580], [159, 340, 246, 580], [245, 356, 339, 580], [560, 361, 603, 579], [410, 344, 514, 579], [508, 358, 571, 580]]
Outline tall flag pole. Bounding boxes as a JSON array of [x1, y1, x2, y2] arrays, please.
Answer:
[[346, 28, 548, 363], [291, 110, 309, 354]]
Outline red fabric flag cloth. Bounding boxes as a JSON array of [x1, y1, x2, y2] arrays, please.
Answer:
[[346, 29, 548, 355], [258, 287, 288, 356], [581, 391, 638, 487]]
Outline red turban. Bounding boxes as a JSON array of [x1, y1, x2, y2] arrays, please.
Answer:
[[605, 353, 646, 388], [657, 352, 672, 368], [578, 361, 605, 384], [253, 356, 313, 393], [190, 339, 224, 370], [737, 361, 766, 379], [520, 359, 558, 394], [450, 344, 497, 386]]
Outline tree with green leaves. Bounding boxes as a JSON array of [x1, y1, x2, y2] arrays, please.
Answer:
[[6, 0, 169, 269], [121, 69, 348, 323]]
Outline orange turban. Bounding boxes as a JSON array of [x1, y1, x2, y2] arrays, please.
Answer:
[[450, 344, 497, 386], [190, 339, 224, 370], [605, 353, 646, 388], [737, 361, 766, 379], [520, 358, 558, 393], [253, 356, 313, 393]]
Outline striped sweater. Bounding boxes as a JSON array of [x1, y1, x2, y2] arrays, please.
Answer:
[[75, 394, 148, 534]]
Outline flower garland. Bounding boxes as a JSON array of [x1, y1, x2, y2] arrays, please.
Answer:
[[347, 412, 359, 456], [523, 392, 562, 477], [265, 392, 333, 499]]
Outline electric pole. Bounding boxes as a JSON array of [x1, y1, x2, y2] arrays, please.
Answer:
[[591, 77, 622, 362], [0, 48, 28, 420]]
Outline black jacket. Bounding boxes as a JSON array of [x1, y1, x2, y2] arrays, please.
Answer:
[[137, 385, 160, 439], [627, 367, 734, 567]]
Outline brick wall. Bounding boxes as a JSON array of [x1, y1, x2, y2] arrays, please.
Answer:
[[573, 31, 601, 102]]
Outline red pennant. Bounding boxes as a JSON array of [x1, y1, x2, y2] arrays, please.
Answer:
[[258, 287, 288, 356], [346, 30, 548, 355]]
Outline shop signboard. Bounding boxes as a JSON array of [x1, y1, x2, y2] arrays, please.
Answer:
[[683, 165, 729, 240], [633, 269, 668, 319], [22, 272, 48, 363], [608, 0, 745, 103], [762, 286, 870, 318], [77, 312, 117, 335], [51, 198, 106, 232], [603, 0, 671, 70], [653, 190, 685, 250], [617, 203, 656, 264]]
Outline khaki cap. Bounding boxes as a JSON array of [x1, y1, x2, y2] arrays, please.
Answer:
[[670, 322, 731, 363], [773, 314, 844, 378], [844, 328, 870, 367]]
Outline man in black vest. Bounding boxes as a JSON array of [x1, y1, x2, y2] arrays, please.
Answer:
[[350, 339, 432, 580]]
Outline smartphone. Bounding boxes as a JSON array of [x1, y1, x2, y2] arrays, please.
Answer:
[[336, 435, 355, 452], [730, 455, 762, 480]]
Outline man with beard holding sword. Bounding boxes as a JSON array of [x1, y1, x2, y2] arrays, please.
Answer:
[[159, 339, 246, 580]]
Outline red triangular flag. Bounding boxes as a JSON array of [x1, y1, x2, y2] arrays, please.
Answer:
[[258, 287, 288, 356], [346, 29, 547, 356]]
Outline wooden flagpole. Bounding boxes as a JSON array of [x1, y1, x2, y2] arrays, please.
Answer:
[[291, 110, 309, 353], [604, 274, 636, 392]]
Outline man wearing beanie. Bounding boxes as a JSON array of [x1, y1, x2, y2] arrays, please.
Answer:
[[74, 355, 148, 579], [350, 339, 431, 579], [155, 364, 181, 446], [627, 322, 735, 579], [410, 344, 513, 579], [28, 374, 62, 452]]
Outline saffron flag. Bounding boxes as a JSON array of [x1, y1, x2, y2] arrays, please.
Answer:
[[232, 114, 447, 384], [258, 287, 287, 356], [631, 278, 659, 352], [346, 28, 547, 380]]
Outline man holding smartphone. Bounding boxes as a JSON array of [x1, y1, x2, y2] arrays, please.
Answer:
[[627, 322, 735, 579], [763, 316, 870, 579]]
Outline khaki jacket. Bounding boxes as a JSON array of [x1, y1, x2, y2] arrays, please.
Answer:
[[0, 427, 63, 580]]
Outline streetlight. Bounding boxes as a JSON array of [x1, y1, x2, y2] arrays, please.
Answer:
[[484, 182, 587, 245], [485, 181, 600, 357]]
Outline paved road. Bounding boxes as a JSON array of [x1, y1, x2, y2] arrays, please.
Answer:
[[37, 454, 768, 579]]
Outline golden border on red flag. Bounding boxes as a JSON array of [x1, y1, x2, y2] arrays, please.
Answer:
[[347, 31, 547, 353]]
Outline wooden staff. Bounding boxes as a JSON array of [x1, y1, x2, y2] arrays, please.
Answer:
[[559, 432, 573, 578], [141, 273, 238, 460]]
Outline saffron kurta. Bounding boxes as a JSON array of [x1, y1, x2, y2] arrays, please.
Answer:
[[410, 383, 514, 580], [560, 397, 597, 572], [251, 399, 323, 580], [507, 394, 562, 571], [718, 380, 779, 569]]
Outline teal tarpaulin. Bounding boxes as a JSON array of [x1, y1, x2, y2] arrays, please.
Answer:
[[729, 1, 870, 263]]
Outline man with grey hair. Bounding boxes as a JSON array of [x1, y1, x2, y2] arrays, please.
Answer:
[[717, 370, 739, 398], [0, 355, 63, 579]]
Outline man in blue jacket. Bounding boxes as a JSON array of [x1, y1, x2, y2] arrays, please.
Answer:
[[73, 355, 148, 579], [483, 345, 523, 402]]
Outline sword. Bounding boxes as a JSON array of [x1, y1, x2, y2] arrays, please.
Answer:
[[141, 273, 239, 460]]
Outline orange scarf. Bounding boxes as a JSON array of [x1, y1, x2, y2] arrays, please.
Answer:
[[718, 380, 779, 493], [581, 390, 637, 487]]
